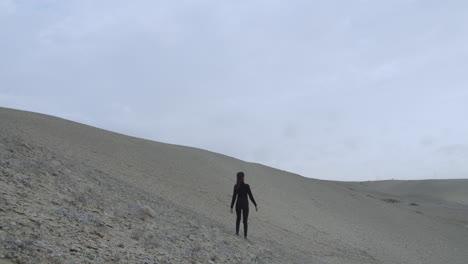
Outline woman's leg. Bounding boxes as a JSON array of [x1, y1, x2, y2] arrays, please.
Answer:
[[243, 207, 249, 238], [235, 206, 242, 235]]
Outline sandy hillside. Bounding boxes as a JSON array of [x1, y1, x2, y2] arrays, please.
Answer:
[[343, 179, 468, 206], [1, 107, 467, 264]]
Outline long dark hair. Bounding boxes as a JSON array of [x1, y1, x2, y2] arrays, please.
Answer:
[[235, 171, 244, 190]]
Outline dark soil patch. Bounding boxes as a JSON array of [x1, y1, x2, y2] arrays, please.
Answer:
[[381, 198, 400, 204]]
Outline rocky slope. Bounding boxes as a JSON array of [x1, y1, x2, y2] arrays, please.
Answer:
[[0, 133, 291, 263], [1, 107, 468, 264]]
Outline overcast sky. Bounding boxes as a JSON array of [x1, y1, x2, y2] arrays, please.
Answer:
[[1, 0, 468, 181]]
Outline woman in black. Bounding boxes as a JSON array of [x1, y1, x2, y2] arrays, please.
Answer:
[[230, 171, 258, 239]]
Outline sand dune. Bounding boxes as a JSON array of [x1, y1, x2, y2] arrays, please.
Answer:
[[1, 107, 467, 263]]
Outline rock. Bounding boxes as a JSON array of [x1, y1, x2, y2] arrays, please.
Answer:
[[155, 248, 167, 255], [140, 205, 156, 218], [100, 243, 109, 248], [29, 217, 42, 225], [22, 143, 32, 151], [201, 242, 213, 248], [92, 230, 105, 238], [16, 256, 29, 263], [5, 251, 17, 259], [70, 245, 81, 252], [85, 243, 98, 250], [51, 160, 61, 167]]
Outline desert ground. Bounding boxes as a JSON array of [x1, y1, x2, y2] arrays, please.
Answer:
[[1, 107, 467, 263]]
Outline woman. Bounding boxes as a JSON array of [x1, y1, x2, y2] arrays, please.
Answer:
[[230, 171, 258, 239]]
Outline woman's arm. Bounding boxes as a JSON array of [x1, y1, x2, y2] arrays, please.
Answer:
[[230, 185, 237, 209], [247, 185, 257, 207]]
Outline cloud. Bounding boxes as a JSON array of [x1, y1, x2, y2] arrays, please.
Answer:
[[1, 0, 468, 180]]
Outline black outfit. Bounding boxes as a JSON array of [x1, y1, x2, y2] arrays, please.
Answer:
[[230, 182, 257, 238]]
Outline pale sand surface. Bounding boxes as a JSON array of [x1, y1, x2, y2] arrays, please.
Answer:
[[1, 107, 467, 263]]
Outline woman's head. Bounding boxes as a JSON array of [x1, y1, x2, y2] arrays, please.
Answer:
[[237, 171, 245, 181], [235, 171, 245, 189]]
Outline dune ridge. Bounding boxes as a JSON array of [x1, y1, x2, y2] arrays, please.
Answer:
[[1, 107, 468, 263]]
